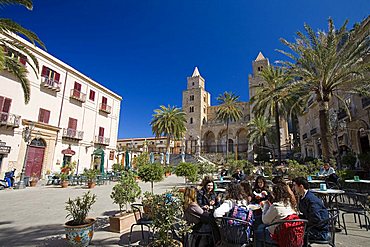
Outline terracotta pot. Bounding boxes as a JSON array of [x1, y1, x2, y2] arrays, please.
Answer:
[[178, 187, 186, 193], [30, 180, 38, 187], [61, 181, 69, 188], [87, 182, 96, 189], [109, 211, 139, 233], [165, 172, 171, 177], [65, 218, 96, 247]]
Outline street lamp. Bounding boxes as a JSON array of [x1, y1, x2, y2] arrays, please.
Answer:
[[16, 123, 35, 189]]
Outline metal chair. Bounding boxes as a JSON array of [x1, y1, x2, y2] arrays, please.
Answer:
[[216, 216, 253, 247], [260, 218, 308, 247], [339, 192, 369, 235], [128, 203, 153, 245], [185, 212, 215, 247], [306, 211, 339, 247]]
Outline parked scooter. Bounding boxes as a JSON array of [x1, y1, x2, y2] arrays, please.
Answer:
[[0, 169, 16, 190]]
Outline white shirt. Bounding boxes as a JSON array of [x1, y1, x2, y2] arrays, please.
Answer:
[[213, 199, 248, 218], [262, 201, 297, 234]]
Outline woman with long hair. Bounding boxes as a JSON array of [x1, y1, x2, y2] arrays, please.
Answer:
[[197, 176, 219, 212], [251, 175, 270, 204], [255, 183, 298, 247], [213, 183, 248, 217]]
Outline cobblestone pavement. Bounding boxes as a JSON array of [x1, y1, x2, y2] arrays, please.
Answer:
[[0, 175, 369, 246]]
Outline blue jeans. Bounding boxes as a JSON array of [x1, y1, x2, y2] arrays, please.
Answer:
[[255, 224, 276, 247]]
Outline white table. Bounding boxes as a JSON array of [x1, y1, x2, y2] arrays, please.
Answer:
[[214, 180, 232, 183], [308, 180, 325, 183], [344, 179, 370, 184], [311, 189, 345, 208], [214, 188, 226, 193]]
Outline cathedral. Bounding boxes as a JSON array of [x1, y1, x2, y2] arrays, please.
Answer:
[[182, 52, 290, 159]]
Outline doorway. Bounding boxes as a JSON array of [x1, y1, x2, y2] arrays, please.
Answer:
[[25, 138, 46, 178]]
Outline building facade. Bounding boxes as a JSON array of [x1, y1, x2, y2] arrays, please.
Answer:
[[182, 52, 290, 159], [0, 33, 121, 179]]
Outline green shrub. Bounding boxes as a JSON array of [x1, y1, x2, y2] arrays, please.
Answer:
[[287, 159, 309, 179], [197, 162, 217, 177], [111, 171, 141, 214], [138, 162, 164, 193], [65, 191, 97, 226], [112, 163, 124, 173], [134, 152, 150, 169], [174, 162, 198, 183], [227, 159, 246, 175]]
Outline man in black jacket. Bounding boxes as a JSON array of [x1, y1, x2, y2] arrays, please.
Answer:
[[293, 177, 329, 241]]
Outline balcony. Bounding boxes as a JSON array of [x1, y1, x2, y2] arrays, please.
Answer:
[[99, 103, 111, 114], [62, 128, 84, 140], [94, 135, 110, 146], [362, 97, 370, 109], [0, 112, 21, 128], [70, 89, 86, 103], [41, 76, 61, 92]]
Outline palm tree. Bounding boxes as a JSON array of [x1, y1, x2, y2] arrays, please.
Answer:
[[279, 17, 370, 161], [150, 105, 187, 164], [0, 0, 45, 104], [216, 92, 243, 161], [250, 65, 298, 165]]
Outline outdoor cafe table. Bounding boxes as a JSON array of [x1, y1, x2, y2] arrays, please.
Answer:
[[344, 179, 370, 192], [308, 180, 325, 188], [311, 188, 345, 209], [214, 188, 226, 193], [214, 180, 232, 183]]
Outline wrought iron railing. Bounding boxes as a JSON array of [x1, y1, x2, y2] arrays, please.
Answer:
[[62, 128, 84, 140], [94, 135, 110, 145], [70, 89, 86, 102], [41, 76, 61, 91]]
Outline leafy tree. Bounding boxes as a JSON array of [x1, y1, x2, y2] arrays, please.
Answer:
[[251, 65, 298, 165], [110, 171, 141, 214], [216, 92, 243, 161], [138, 162, 164, 193], [150, 105, 186, 164], [0, 0, 45, 104], [197, 162, 217, 178], [174, 162, 198, 183], [279, 17, 370, 161], [247, 116, 274, 162], [133, 152, 150, 169]]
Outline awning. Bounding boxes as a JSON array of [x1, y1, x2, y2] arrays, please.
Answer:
[[93, 148, 104, 156], [61, 147, 75, 156]]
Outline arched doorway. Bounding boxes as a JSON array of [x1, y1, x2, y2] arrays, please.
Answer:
[[218, 129, 227, 153], [228, 139, 234, 153], [203, 131, 216, 153], [25, 138, 46, 178], [359, 128, 370, 153], [237, 128, 248, 153]]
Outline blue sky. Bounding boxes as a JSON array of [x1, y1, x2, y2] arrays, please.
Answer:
[[4, 0, 369, 138]]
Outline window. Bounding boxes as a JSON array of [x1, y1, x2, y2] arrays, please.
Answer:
[[190, 117, 193, 124], [98, 127, 105, 137], [74, 82, 81, 92], [202, 117, 206, 124], [0, 96, 12, 122], [68, 118, 77, 130], [192, 82, 194, 86], [203, 107, 206, 113], [102, 96, 107, 105], [203, 96, 206, 102], [189, 106, 194, 113], [190, 95, 194, 101], [89, 90, 95, 101], [41, 66, 60, 82], [38, 108, 50, 124]]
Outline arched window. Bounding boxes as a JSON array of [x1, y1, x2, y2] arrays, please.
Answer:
[[202, 117, 206, 125], [190, 118, 193, 124]]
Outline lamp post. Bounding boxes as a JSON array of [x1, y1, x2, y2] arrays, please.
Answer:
[[16, 123, 35, 189]]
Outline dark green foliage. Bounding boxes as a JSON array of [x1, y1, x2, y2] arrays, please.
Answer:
[[286, 159, 309, 179], [112, 163, 124, 173], [83, 168, 99, 182], [174, 162, 198, 183], [197, 162, 217, 177], [65, 191, 97, 226], [341, 152, 357, 169], [138, 162, 164, 193], [111, 171, 141, 214]]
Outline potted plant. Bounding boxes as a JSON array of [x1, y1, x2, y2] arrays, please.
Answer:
[[138, 162, 164, 193], [30, 172, 39, 187], [83, 168, 99, 189], [174, 162, 198, 184], [109, 171, 142, 233], [64, 191, 97, 247], [142, 191, 155, 219], [148, 189, 191, 247], [59, 172, 69, 188]]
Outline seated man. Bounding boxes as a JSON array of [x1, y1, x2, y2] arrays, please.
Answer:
[[319, 163, 335, 176], [232, 168, 245, 181], [293, 177, 329, 241]]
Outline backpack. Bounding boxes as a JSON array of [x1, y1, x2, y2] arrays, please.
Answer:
[[226, 204, 254, 243], [271, 214, 305, 247]]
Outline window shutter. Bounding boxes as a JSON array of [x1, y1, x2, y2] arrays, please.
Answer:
[[89, 90, 95, 101], [38, 109, 44, 122], [74, 82, 81, 91], [102, 96, 107, 105], [2, 98, 12, 113], [44, 110, 50, 124], [41, 66, 48, 77], [99, 127, 104, 137], [54, 72, 60, 82], [0, 96, 4, 112]]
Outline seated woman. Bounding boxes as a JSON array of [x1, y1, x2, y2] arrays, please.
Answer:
[[197, 177, 220, 212], [251, 176, 270, 204], [214, 183, 248, 217], [255, 183, 298, 247], [184, 187, 221, 246], [240, 180, 253, 203]]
